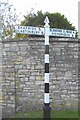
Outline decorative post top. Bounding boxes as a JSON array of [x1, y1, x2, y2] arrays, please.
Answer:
[[44, 16, 49, 24], [44, 16, 50, 27]]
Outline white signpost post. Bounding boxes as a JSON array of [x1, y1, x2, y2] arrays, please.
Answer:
[[14, 16, 76, 119]]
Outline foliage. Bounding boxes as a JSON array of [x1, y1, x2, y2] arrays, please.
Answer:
[[0, 0, 17, 39], [16, 11, 75, 38], [23, 11, 75, 29]]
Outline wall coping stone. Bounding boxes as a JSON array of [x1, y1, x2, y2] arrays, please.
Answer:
[[1, 37, 79, 43]]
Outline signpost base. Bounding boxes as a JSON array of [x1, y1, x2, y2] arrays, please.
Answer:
[[43, 104, 51, 120]]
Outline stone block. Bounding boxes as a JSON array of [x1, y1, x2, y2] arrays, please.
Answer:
[[35, 81, 43, 85], [36, 76, 44, 81], [15, 65, 22, 69], [29, 76, 35, 80]]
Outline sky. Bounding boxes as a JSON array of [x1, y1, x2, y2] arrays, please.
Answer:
[[8, 0, 80, 30]]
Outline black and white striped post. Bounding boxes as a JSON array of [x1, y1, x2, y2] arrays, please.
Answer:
[[43, 16, 51, 120]]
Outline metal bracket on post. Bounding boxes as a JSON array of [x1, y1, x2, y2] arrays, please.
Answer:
[[43, 16, 51, 120]]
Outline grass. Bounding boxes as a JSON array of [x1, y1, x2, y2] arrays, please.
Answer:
[[12, 110, 79, 119]]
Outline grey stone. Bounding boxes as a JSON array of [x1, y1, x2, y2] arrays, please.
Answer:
[[15, 65, 22, 69]]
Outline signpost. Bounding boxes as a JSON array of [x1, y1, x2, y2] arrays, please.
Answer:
[[14, 16, 76, 120], [15, 23, 76, 38], [49, 28, 76, 38], [14, 26, 44, 35], [43, 16, 51, 120]]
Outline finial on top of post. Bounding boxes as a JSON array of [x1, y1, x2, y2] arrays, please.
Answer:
[[44, 16, 49, 24], [44, 16, 50, 27]]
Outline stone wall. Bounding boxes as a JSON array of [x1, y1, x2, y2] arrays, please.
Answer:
[[1, 37, 79, 118]]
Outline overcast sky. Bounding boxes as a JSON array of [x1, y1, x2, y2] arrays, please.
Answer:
[[9, 0, 79, 30]]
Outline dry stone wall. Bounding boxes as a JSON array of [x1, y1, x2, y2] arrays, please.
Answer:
[[1, 37, 79, 118]]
